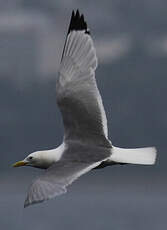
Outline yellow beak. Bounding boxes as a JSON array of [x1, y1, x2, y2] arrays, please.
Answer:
[[13, 161, 27, 167]]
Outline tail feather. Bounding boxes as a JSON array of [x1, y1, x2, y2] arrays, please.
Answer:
[[110, 146, 157, 165]]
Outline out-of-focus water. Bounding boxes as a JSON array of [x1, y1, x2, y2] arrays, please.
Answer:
[[0, 167, 166, 230]]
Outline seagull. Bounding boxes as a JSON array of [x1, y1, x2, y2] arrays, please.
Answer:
[[13, 10, 157, 208]]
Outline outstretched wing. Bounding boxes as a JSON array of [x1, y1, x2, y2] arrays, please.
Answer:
[[24, 160, 100, 207], [56, 10, 111, 147]]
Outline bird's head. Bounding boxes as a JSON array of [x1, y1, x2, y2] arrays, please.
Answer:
[[12, 151, 53, 169]]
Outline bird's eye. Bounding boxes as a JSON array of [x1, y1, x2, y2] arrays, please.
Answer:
[[29, 156, 33, 160]]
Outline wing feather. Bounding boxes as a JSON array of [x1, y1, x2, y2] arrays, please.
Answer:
[[57, 10, 111, 147], [24, 160, 100, 207]]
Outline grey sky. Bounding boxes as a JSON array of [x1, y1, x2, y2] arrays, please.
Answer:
[[0, 1, 166, 229]]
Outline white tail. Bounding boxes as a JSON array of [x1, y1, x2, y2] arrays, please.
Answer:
[[110, 146, 157, 165]]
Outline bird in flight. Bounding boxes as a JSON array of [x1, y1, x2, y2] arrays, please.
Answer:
[[13, 10, 157, 208]]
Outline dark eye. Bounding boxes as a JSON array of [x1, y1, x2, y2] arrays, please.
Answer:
[[29, 156, 33, 160]]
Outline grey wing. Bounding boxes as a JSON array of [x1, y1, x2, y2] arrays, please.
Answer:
[[56, 11, 111, 147], [24, 160, 100, 207]]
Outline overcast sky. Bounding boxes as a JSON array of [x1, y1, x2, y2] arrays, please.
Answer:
[[0, 1, 166, 229]]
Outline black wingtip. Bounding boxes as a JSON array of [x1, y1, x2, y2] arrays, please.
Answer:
[[72, 10, 75, 18], [76, 9, 80, 17], [67, 10, 90, 35], [61, 10, 90, 61]]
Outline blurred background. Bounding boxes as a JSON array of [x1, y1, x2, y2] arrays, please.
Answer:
[[0, 0, 166, 229]]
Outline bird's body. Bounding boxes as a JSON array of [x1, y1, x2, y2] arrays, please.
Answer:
[[13, 10, 157, 207]]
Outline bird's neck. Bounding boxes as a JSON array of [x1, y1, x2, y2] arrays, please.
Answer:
[[37, 143, 65, 169], [45, 143, 65, 162]]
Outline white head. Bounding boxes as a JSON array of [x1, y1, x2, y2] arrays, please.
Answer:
[[13, 150, 56, 169], [13, 144, 65, 169]]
